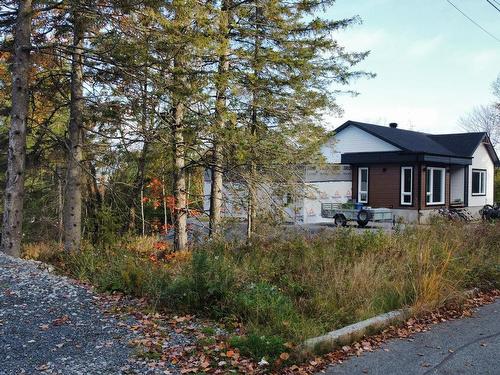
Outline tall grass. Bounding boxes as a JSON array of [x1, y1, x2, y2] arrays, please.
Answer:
[[25, 221, 500, 347]]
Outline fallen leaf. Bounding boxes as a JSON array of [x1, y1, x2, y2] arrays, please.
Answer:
[[279, 352, 290, 361], [52, 315, 70, 326]]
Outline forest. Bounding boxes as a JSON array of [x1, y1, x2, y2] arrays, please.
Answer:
[[0, 0, 373, 255]]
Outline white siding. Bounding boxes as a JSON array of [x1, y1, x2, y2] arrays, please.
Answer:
[[321, 125, 401, 163], [468, 143, 495, 207], [302, 181, 352, 224], [449, 167, 465, 204]]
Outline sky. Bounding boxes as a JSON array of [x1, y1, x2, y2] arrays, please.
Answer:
[[324, 0, 500, 134]]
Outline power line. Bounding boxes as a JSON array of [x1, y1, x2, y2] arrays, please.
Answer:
[[445, 0, 500, 42], [485, 0, 500, 12]]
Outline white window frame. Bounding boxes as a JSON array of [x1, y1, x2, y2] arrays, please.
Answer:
[[426, 167, 446, 205], [358, 167, 369, 204], [471, 169, 486, 196], [400, 167, 413, 205]]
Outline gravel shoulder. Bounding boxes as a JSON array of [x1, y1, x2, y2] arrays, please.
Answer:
[[0, 253, 185, 375]]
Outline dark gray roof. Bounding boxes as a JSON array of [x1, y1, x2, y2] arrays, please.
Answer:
[[428, 133, 486, 156], [335, 121, 499, 165]]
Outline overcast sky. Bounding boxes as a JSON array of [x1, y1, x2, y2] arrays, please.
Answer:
[[325, 0, 500, 134]]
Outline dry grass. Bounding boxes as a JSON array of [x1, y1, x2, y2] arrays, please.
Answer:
[[23, 221, 500, 348]]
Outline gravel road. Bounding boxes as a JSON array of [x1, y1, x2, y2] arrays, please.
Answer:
[[0, 253, 182, 375]]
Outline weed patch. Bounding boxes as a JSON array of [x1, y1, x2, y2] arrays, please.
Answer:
[[27, 222, 500, 352]]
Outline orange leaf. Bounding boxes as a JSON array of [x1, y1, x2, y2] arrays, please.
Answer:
[[279, 352, 290, 361]]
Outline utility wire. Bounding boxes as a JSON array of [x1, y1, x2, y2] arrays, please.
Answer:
[[445, 0, 500, 42], [485, 0, 500, 12], [490, 0, 500, 9]]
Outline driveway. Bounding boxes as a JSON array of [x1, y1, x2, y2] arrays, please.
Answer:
[[321, 299, 500, 375], [164, 218, 395, 245], [0, 253, 185, 374]]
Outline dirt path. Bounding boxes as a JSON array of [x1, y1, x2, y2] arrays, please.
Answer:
[[0, 253, 184, 375]]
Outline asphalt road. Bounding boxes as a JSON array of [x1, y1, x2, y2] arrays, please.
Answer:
[[321, 299, 500, 375]]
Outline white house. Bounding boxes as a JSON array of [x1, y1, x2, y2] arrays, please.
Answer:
[[204, 120, 499, 224]]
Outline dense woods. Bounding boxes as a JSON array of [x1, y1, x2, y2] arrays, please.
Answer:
[[0, 0, 371, 254]]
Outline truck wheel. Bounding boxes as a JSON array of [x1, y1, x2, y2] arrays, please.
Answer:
[[357, 209, 370, 228], [334, 214, 347, 227]]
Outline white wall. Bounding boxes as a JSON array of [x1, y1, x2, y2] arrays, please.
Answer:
[[468, 143, 495, 207], [302, 181, 352, 224], [203, 180, 248, 218], [450, 167, 465, 203], [321, 125, 401, 163], [204, 179, 353, 224]]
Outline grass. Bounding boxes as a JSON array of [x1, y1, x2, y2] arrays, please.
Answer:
[[23, 221, 500, 361]]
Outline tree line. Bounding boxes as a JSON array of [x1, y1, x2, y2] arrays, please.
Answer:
[[0, 0, 371, 256]]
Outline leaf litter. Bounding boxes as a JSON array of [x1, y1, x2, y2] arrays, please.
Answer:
[[92, 286, 498, 374]]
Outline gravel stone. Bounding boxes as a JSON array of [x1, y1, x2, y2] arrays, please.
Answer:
[[0, 253, 183, 374]]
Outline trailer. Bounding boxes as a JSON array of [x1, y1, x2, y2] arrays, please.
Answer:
[[321, 203, 393, 228]]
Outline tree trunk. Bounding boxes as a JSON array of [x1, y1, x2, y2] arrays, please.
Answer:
[[172, 101, 187, 251], [209, 145, 223, 236], [1, 0, 32, 257], [162, 181, 168, 235], [127, 141, 148, 233], [246, 160, 257, 240], [140, 188, 145, 235], [127, 72, 150, 233], [209, 0, 231, 237], [57, 166, 63, 245], [246, 2, 262, 241], [63, 5, 85, 252], [86, 161, 102, 244]]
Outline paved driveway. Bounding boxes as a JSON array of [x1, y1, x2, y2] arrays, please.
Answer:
[[321, 299, 500, 375]]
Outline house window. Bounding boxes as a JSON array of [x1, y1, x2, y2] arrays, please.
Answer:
[[426, 167, 445, 205], [472, 169, 486, 196], [400, 167, 413, 205], [358, 167, 368, 203]]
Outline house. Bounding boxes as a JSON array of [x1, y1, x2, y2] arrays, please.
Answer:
[[323, 121, 499, 223], [204, 120, 500, 224]]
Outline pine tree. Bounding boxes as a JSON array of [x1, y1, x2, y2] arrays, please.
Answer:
[[1, 0, 33, 256], [228, 0, 372, 238], [63, 0, 88, 252], [209, 0, 232, 237]]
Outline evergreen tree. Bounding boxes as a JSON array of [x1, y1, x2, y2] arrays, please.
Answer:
[[225, 0, 372, 238], [1, 0, 33, 256]]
